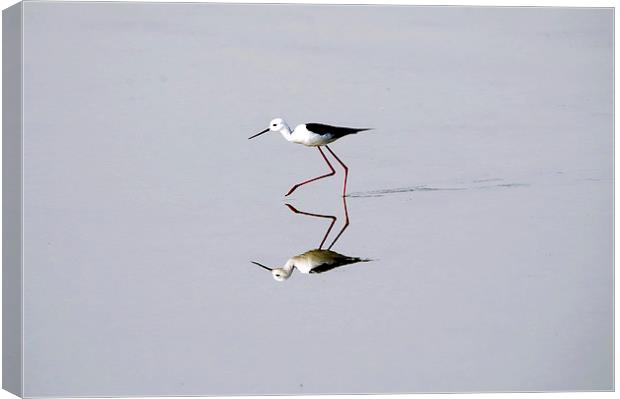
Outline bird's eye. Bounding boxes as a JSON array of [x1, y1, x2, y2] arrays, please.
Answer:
[[272, 124, 277, 127]]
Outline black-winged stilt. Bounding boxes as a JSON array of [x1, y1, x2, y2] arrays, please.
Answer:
[[248, 118, 372, 197]]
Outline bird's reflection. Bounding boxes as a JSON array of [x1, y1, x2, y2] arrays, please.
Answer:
[[251, 197, 371, 281]]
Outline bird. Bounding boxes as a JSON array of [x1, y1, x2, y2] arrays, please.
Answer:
[[248, 118, 372, 197], [251, 250, 371, 282]]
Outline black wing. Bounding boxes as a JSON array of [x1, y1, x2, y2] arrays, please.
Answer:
[[305, 123, 372, 138]]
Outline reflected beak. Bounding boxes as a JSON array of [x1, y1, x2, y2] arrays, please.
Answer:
[[251, 261, 273, 271], [248, 128, 270, 140]]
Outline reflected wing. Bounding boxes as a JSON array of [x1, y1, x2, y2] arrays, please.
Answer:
[[308, 254, 371, 274]]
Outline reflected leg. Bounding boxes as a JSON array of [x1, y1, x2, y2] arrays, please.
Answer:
[[285, 204, 337, 249], [327, 196, 350, 250], [324, 145, 348, 197], [285, 146, 335, 196]]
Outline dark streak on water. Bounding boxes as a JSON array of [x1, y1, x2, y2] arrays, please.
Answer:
[[347, 181, 530, 198]]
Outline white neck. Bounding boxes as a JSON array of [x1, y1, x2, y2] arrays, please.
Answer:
[[282, 260, 295, 273], [278, 123, 293, 141], [276, 260, 295, 280]]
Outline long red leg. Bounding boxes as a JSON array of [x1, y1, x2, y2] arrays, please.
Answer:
[[324, 145, 349, 197], [327, 196, 350, 250], [285, 147, 335, 196], [285, 204, 337, 249]]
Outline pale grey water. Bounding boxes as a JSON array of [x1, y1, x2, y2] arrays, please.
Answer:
[[20, 3, 612, 396]]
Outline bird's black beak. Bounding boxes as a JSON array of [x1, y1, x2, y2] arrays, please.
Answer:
[[251, 261, 273, 271], [248, 128, 270, 140]]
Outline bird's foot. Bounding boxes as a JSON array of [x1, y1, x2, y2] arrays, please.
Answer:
[[285, 203, 300, 213]]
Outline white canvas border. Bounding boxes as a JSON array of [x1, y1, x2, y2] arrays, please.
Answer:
[[0, 1, 615, 398]]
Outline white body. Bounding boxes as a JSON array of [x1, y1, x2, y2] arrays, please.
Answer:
[[288, 124, 338, 146], [270, 119, 337, 147], [285, 249, 335, 274]]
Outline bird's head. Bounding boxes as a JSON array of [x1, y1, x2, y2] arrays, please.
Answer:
[[268, 118, 285, 132], [250, 261, 293, 282], [271, 267, 292, 282], [248, 117, 288, 139]]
